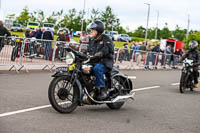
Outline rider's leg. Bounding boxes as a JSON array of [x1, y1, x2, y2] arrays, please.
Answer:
[[193, 67, 199, 88], [93, 64, 108, 100]]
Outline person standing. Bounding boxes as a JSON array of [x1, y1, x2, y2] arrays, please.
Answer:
[[42, 28, 54, 60], [135, 42, 141, 65], [145, 41, 153, 69], [130, 41, 136, 60], [0, 20, 11, 52], [151, 42, 160, 69]]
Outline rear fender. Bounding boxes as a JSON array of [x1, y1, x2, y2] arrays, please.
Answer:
[[112, 73, 133, 91]]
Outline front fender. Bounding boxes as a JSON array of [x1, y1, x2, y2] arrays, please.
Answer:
[[52, 71, 71, 77]]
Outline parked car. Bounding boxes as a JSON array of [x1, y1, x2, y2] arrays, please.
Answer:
[[105, 30, 118, 41], [43, 23, 55, 32], [27, 22, 40, 30], [10, 24, 23, 32], [118, 34, 131, 42]]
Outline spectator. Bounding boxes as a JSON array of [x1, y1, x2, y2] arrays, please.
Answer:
[[165, 45, 172, 67], [79, 31, 89, 44], [139, 41, 147, 63], [42, 28, 54, 60], [57, 30, 66, 41], [135, 42, 141, 65], [145, 41, 153, 69], [130, 41, 136, 60], [34, 27, 45, 39], [30, 28, 38, 38], [123, 41, 130, 61], [25, 28, 31, 38], [70, 29, 73, 38], [65, 30, 70, 42], [172, 49, 183, 69], [0, 20, 11, 52], [151, 42, 160, 69]]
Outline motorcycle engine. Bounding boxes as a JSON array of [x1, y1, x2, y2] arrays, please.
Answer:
[[82, 65, 93, 74]]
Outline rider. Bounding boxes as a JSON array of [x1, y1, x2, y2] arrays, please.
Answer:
[[181, 40, 199, 88], [87, 20, 114, 100]]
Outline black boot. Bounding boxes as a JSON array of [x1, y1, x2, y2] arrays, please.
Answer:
[[96, 88, 108, 101]]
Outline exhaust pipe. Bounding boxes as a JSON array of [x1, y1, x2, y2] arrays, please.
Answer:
[[89, 90, 136, 104]]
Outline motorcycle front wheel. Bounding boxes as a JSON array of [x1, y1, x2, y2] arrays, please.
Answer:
[[179, 72, 187, 93], [48, 76, 79, 113]]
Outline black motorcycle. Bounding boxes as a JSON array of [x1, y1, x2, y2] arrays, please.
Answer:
[[179, 58, 199, 93], [48, 46, 135, 113]]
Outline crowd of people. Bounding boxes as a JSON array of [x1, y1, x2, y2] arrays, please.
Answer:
[[117, 40, 183, 69]]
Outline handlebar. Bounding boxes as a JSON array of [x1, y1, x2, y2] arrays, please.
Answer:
[[65, 46, 88, 60]]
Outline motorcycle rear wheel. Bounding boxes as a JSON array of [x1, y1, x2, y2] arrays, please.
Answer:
[[106, 77, 125, 109], [48, 76, 79, 113]]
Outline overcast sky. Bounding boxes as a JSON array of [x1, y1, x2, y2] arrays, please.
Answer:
[[1, 0, 200, 31]]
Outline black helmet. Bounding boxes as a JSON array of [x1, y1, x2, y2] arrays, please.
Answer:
[[189, 40, 198, 50], [88, 20, 105, 34]]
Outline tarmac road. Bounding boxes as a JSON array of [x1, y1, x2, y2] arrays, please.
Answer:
[[0, 70, 200, 133]]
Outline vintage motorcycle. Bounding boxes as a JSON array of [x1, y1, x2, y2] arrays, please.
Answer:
[[48, 46, 135, 113], [179, 58, 199, 93]]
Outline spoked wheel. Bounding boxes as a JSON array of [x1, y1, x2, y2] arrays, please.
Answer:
[[180, 73, 187, 93], [106, 77, 125, 110], [11, 47, 17, 61], [48, 76, 79, 113]]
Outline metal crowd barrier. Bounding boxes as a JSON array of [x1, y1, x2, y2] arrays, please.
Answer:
[[114, 47, 182, 69], [0, 36, 183, 72]]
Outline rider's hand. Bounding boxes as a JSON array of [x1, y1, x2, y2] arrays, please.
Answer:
[[83, 55, 91, 64]]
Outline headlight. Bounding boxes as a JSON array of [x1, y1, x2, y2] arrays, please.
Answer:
[[66, 52, 75, 65]]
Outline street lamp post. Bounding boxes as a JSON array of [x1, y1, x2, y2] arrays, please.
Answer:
[[81, 0, 86, 32], [186, 14, 190, 40], [155, 10, 159, 40], [144, 3, 150, 45]]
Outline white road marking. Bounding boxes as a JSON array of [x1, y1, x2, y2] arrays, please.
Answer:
[[133, 86, 160, 92], [0, 85, 160, 118], [0, 105, 51, 118], [171, 83, 180, 86], [128, 76, 136, 79]]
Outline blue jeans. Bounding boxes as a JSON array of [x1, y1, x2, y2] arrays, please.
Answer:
[[44, 41, 52, 59], [152, 53, 158, 66], [93, 64, 108, 88], [145, 53, 151, 67]]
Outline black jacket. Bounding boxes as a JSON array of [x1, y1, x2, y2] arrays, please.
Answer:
[[152, 45, 160, 53], [42, 30, 54, 40], [0, 26, 11, 48], [181, 49, 199, 66], [0, 26, 11, 37], [34, 29, 43, 39], [87, 34, 114, 70]]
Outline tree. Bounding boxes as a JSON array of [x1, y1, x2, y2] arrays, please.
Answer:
[[132, 26, 146, 38], [90, 8, 100, 22], [185, 31, 200, 50], [100, 6, 118, 30], [172, 25, 187, 41], [160, 23, 171, 39], [35, 10, 45, 26], [46, 12, 58, 24], [16, 6, 30, 26]]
